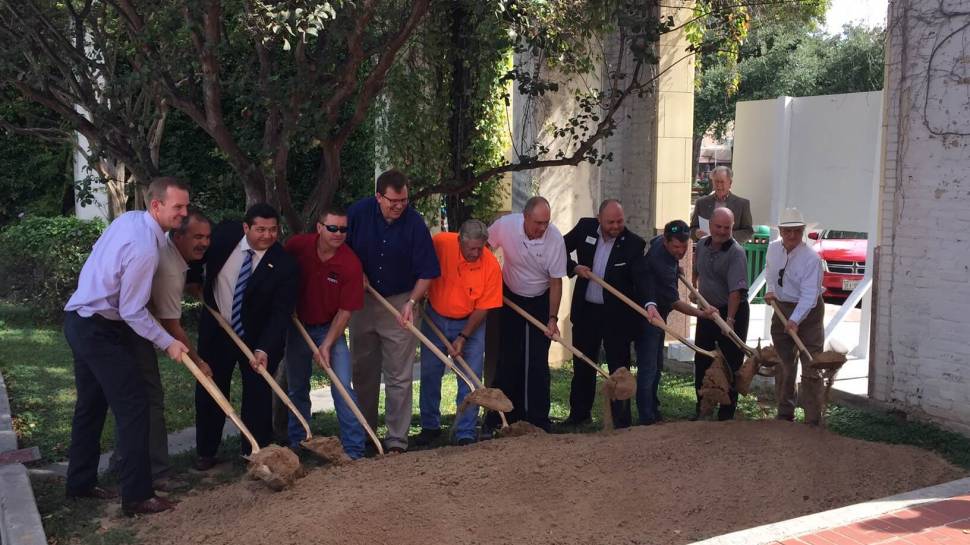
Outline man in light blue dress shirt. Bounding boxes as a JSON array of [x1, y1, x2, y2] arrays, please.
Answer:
[[63, 177, 190, 516]]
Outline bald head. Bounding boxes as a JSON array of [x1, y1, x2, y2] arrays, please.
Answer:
[[598, 199, 625, 239], [709, 207, 735, 244]]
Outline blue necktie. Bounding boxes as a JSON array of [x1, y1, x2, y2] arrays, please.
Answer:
[[231, 249, 254, 337]]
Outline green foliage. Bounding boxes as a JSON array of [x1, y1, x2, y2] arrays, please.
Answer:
[[0, 216, 104, 316]]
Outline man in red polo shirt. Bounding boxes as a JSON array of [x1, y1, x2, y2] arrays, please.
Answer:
[[415, 219, 503, 446], [284, 207, 366, 458]]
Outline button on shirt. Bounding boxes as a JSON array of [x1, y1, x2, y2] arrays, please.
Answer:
[[214, 236, 266, 323], [64, 211, 175, 349], [285, 234, 364, 325], [346, 197, 440, 297], [693, 236, 748, 308], [583, 227, 615, 304], [765, 239, 823, 324], [149, 239, 189, 320], [488, 213, 567, 298], [428, 232, 503, 319]]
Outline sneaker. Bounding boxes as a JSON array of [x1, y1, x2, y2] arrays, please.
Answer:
[[413, 428, 442, 447], [386, 445, 407, 454]]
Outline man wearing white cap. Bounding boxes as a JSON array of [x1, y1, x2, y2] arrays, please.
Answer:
[[764, 207, 824, 425]]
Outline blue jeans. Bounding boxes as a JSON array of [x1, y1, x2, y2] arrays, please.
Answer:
[[419, 307, 485, 441], [285, 322, 365, 459], [634, 323, 664, 425]]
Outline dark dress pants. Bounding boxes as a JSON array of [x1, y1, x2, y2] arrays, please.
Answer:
[[569, 303, 634, 427], [63, 311, 153, 504], [693, 301, 750, 420]]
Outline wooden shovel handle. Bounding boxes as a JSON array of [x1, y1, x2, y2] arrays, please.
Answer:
[[501, 296, 610, 380], [421, 307, 509, 429], [584, 272, 717, 359], [204, 305, 313, 439], [365, 285, 478, 391], [768, 299, 814, 362], [290, 316, 384, 456], [179, 352, 260, 455], [676, 272, 755, 356]]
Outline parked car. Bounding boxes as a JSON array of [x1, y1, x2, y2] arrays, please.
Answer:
[[809, 229, 868, 301]]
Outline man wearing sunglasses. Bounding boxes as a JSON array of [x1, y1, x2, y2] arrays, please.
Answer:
[[346, 169, 440, 453], [765, 207, 824, 425], [283, 208, 367, 458]]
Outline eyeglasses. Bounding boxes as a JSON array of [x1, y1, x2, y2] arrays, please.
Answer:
[[322, 224, 349, 233], [379, 193, 409, 206]]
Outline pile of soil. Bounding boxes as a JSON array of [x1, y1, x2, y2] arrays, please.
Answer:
[[138, 421, 963, 545]]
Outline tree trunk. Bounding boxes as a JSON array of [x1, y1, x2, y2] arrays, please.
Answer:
[[304, 140, 342, 233], [443, 0, 474, 231], [691, 133, 704, 182]]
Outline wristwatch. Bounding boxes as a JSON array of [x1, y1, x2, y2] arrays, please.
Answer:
[[407, 298, 416, 305], [457, 332, 468, 340]]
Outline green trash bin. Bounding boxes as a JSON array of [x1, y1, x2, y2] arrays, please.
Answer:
[[744, 226, 770, 303]]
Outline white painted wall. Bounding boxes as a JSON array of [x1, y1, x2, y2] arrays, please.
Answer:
[[871, 0, 970, 436]]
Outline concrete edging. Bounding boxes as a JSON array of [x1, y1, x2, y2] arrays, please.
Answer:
[[0, 370, 48, 545]]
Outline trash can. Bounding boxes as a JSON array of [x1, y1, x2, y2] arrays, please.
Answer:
[[744, 226, 770, 303]]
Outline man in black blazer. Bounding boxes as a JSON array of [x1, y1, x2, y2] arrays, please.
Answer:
[[562, 199, 647, 428], [193, 203, 298, 470]]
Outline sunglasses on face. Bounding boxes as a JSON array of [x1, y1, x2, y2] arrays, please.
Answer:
[[778, 267, 785, 288], [322, 224, 349, 233]]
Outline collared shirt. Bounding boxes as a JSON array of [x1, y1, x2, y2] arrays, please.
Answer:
[[428, 232, 503, 319], [488, 213, 567, 298], [214, 236, 267, 323], [285, 234, 364, 325], [693, 235, 748, 308], [643, 235, 680, 316], [346, 197, 440, 297], [149, 239, 189, 320], [765, 239, 823, 324], [64, 211, 175, 349], [584, 226, 616, 304]]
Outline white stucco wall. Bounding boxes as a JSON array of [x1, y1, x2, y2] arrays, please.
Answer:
[[871, 0, 970, 435]]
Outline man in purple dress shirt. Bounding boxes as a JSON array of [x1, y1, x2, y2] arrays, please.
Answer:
[[63, 177, 190, 516]]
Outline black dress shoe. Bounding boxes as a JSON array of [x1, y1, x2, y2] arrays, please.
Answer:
[[66, 485, 119, 500], [413, 428, 442, 447], [456, 437, 476, 446], [386, 445, 407, 454], [122, 496, 176, 517], [192, 456, 220, 471]]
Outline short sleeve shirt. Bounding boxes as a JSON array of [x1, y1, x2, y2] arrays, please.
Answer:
[[428, 232, 503, 318], [149, 239, 189, 320], [692, 236, 748, 308], [487, 213, 567, 298], [285, 234, 364, 325], [345, 197, 440, 297]]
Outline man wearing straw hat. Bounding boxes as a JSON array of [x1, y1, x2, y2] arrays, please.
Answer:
[[483, 196, 567, 433], [415, 219, 502, 446], [691, 207, 749, 420], [346, 169, 440, 453], [765, 207, 825, 425], [283, 207, 367, 459], [561, 199, 646, 429]]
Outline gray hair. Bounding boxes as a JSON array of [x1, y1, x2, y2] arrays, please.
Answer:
[[458, 219, 489, 243], [710, 166, 733, 180], [523, 195, 550, 216]]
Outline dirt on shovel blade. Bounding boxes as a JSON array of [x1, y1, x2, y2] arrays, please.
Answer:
[[757, 345, 783, 367], [604, 367, 636, 400], [736, 355, 760, 395], [496, 420, 545, 437], [301, 436, 351, 465], [247, 445, 304, 491], [461, 387, 513, 413], [810, 351, 847, 370]]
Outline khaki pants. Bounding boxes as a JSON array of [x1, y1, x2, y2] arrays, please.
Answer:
[[350, 291, 419, 450], [771, 297, 825, 424]]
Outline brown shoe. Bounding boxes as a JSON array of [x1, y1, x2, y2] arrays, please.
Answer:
[[122, 496, 176, 517], [192, 456, 220, 471], [66, 485, 119, 500]]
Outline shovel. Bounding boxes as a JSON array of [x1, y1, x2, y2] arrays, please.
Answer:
[[290, 316, 384, 456], [419, 307, 511, 428], [677, 272, 754, 356], [364, 286, 512, 415], [501, 295, 635, 432], [204, 305, 349, 464], [178, 353, 301, 490]]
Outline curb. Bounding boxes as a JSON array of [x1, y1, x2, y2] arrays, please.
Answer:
[[0, 370, 48, 545], [689, 476, 970, 545]]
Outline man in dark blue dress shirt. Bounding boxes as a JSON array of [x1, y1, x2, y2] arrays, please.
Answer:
[[346, 170, 440, 453]]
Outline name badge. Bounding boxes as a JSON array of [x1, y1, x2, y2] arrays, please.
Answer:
[[585, 236, 597, 245]]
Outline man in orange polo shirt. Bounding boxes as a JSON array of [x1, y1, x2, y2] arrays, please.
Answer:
[[416, 219, 503, 446]]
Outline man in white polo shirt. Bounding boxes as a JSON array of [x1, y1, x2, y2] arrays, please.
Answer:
[[483, 196, 567, 433]]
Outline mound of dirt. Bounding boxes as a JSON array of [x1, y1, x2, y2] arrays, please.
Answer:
[[138, 421, 964, 545]]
